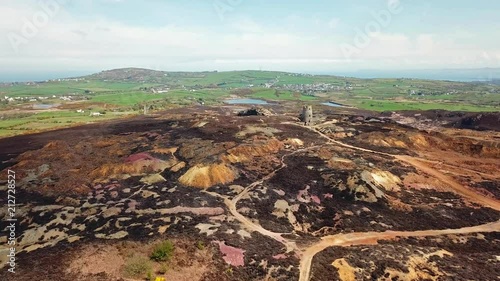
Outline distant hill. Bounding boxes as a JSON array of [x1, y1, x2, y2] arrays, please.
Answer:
[[79, 68, 315, 87], [85, 68, 213, 83], [83, 67, 500, 85]]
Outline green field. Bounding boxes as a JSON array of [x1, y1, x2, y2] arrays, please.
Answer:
[[0, 110, 134, 138], [351, 100, 499, 112], [1, 81, 162, 97], [91, 92, 169, 106]]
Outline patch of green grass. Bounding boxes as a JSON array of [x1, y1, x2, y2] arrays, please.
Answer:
[[1, 81, 146, 96], [353, 99, 500, 112], [123, 256, 153, 279], [150, 240, 175, 262], [0, 119, 32, 128], [0, 129, 24, 138], [196, 241, 205, 251], [91, 92, 167, 106], [0, 110, 135, 139], [164, 89, 231, 105]]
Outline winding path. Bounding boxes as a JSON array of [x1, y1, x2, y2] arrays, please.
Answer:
[[298, 220, 500, 281], [208, 121, 500, 281], [290, 122, 500, 280], [205, 145, 322, 252], [292, 122, 500, 211], [395, 155, 500, 211]]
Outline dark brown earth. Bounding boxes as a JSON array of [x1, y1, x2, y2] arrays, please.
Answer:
[[0, 104, 498, 281], [380, 110, 500, 131], [311, 232, 500, 281]]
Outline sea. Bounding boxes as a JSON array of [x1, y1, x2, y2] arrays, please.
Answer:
[[319, 69, 500, 82], [0, 71, 94, 83]]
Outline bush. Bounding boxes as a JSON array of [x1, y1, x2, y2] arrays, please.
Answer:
[[150, 240, 175, 262], [196, 241, 205, 250], [157, 263, 168, 274], [123, 256, 152, 278]]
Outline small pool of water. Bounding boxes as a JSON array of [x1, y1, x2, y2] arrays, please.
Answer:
[[225, 98, 269, 105], [321, 102, 345, 107], [33, 104, 59, 109]]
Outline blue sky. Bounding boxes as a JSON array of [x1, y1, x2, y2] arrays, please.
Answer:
[[1, 0, 499, 76]]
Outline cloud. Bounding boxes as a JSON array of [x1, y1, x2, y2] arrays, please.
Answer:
[[0, 1, 499, 72], [387, 0, 400, 7], [232, 18, 263, 33], [328, 18, 341, 29]]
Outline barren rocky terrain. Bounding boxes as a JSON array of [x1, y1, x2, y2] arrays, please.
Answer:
[[0, 104, 499, 281]]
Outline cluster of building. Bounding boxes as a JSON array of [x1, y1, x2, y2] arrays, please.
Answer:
[[278, 83, 350, 95], [49, 78, 86, 82], [2, 95, 51, 103], [263, 78, 280, 88], [149, 86, 170, 93], [59, 95, 79, 101], [1, 94, 89, 104], [408, 89, 462, 96]]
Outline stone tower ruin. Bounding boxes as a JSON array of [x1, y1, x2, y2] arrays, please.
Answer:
[[302, 105, 313, 126]]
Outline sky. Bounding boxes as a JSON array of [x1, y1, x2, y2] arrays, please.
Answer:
[[1, 0, 500, 78]]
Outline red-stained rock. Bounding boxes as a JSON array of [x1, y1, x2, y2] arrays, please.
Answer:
[[214, 241, 245, 267], [124, 153, 154, 163], [272, 253, 288, 260]]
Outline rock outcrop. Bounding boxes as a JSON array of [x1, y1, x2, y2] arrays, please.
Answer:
[[237, 107, 274, 117]]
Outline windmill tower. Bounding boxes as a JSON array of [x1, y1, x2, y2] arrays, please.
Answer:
[[302, 106, 313, 126]]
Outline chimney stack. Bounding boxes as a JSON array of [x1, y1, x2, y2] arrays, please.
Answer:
[[302, 106, 313, 126]]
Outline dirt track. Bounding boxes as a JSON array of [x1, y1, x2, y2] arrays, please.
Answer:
[[292, 121, 500, 210], [298, 220, 500, 281], [210, 120, 500, 280], [395, 155, 500, 211], [205, 145, 323, 253], [250, 122, 500, 281]]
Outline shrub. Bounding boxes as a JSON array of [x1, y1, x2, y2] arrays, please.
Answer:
[[123, 256, 152, 278], [150, 240, 175, 262], [157, 263, 168, 274], [196, 241, 205, 250], [146, 270, 154, 281]]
